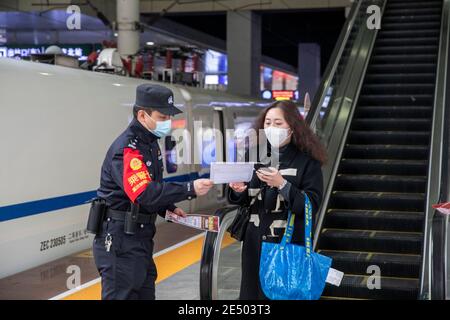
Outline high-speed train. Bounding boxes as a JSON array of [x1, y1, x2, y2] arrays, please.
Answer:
[[0, 58, 273, 279]]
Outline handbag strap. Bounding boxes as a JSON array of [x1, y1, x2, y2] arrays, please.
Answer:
[[280, 192, 313, 257]]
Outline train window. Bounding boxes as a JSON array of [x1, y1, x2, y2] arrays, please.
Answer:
[[228, 116, 255, 162], [197, 127, 217, 168], [165, 136, 178, 173], [164, 117, 186, 173], [193, 110, 223, 168]]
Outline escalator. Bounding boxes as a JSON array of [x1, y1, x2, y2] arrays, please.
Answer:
[[199, 0, 450, 300], [317, 0, 443, 300]]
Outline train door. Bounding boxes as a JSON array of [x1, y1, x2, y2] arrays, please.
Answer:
[[160, 115, 192, 213], [212, 108, 225, 199], [191, 107, 227, 212]]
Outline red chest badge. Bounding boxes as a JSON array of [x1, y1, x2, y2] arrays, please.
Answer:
[[123, 147, 152, 202]]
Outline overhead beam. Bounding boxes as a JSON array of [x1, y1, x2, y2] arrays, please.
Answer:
[[140, 0, 352, 14]]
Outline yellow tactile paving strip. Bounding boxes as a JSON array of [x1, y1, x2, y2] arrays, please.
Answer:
[[63, 233, 236, 300]]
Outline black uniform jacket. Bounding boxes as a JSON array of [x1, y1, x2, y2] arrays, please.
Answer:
[[228, 142, 323, 245], [97, 118, 196, 217]]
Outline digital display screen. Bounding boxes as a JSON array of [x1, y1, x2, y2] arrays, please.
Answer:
[[204, 49, 227, 74]]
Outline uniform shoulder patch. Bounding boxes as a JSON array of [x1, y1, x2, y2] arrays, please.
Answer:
[[127, 137, 137, 149], [123, 147, 152, 203]]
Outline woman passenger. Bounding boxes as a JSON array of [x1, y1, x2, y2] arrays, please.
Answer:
[[228, 100, 327, 299]]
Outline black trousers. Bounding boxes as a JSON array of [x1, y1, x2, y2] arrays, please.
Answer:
[[239, 222, 269, 300], [93, 219, 157, 300]]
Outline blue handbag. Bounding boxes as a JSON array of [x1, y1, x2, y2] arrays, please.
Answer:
[[259, 193, 332, 300]]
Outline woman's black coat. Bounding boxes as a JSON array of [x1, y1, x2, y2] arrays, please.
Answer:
[[228, 142, 323, 300]]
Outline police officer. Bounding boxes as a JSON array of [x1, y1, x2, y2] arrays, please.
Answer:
[[92, 84, 213, 300]]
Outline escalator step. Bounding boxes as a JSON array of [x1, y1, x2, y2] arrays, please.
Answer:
[[358, 94, 434, 106], [382, 14, 441, 23], [322, 275, 419, 300], [383, 8, 442, 16], [365, 73, 436, 84], [329, 191, 425, 212], [378, 29, 440, 38], [361, 84, 435, 95], [320, 228, 422, 254], [321, 296, 369, 300], [387, 1, 442, 9], [371, 54, 437, 64], [318, 250, 421, 278], [389, 0, 440, 2], [381, 21, 440, 31], [348, 130, 430, 145], [368, 63, 436, 74], [373, 45, 438, 55], [325, 208, 424, 232], [334, 174, 427, 193], [376, 37, 439, 46], [355, 106, 432, 118], [351, 118, 431, 131], [339, 159, 428, 176], [343, 144, 429, 160]]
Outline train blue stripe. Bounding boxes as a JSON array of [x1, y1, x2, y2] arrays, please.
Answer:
[[0, 172, 210, 222], [0, 191, 97, 222]]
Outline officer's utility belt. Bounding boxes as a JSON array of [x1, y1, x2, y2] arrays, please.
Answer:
[[105, 209, 156, 224], [86, 198, 156, 236]]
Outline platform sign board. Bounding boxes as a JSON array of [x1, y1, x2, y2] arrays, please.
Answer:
[[0, 44, 101, 60], [261, 90, 300, 101]]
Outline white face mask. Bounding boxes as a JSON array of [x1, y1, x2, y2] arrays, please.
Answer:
[[144, 113, 172, 138], [264, 126, 291, 148]]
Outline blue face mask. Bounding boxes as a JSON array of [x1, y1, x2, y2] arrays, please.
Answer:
[[146, 113, 172, 137]]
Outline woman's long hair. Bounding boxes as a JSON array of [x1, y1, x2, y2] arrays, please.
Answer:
[[254, 100, 327, 165]]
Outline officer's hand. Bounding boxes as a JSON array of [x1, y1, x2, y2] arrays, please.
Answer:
[[229, 182, 247, 193], [173, 207, 187, 217], [194, 179, 214, 196]]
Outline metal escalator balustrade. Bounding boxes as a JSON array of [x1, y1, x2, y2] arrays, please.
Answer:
[[315, 0, 445, 300], [199, 206, 242, 300], [419, 0, 450, 300]]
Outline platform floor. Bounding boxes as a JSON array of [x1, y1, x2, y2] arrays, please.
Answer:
[[0, 221, 203, 300]]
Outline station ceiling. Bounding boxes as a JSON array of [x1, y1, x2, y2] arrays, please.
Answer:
[[0, 1, 348, 71], [145, 8, 346, 70]]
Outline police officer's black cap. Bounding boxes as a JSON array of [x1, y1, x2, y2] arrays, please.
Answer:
[[134, 84, 182, 116]]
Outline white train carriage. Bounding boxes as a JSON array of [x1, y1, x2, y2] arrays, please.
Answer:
[[0, 58, 269, 279]]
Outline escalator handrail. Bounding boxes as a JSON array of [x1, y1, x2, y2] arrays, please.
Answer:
[[306, 0, 362, 128], [419, 0, 450, 300], [313, 0, 388, 249], [199, 205, 239, 300]]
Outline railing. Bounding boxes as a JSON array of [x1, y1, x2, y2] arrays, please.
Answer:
[[199, 205, 240, 300], [306, 0, 364, 129], [419, 0, 450, 300]]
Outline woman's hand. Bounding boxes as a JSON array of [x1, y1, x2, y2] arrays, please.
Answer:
[[229, 182, 247, 193], [256, 167, 285, 188], [172, 207, 187, 217]]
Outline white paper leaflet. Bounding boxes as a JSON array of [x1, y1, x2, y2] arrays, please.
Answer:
[[210, 162, 254, 184], [326, 268, 344, 287]]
